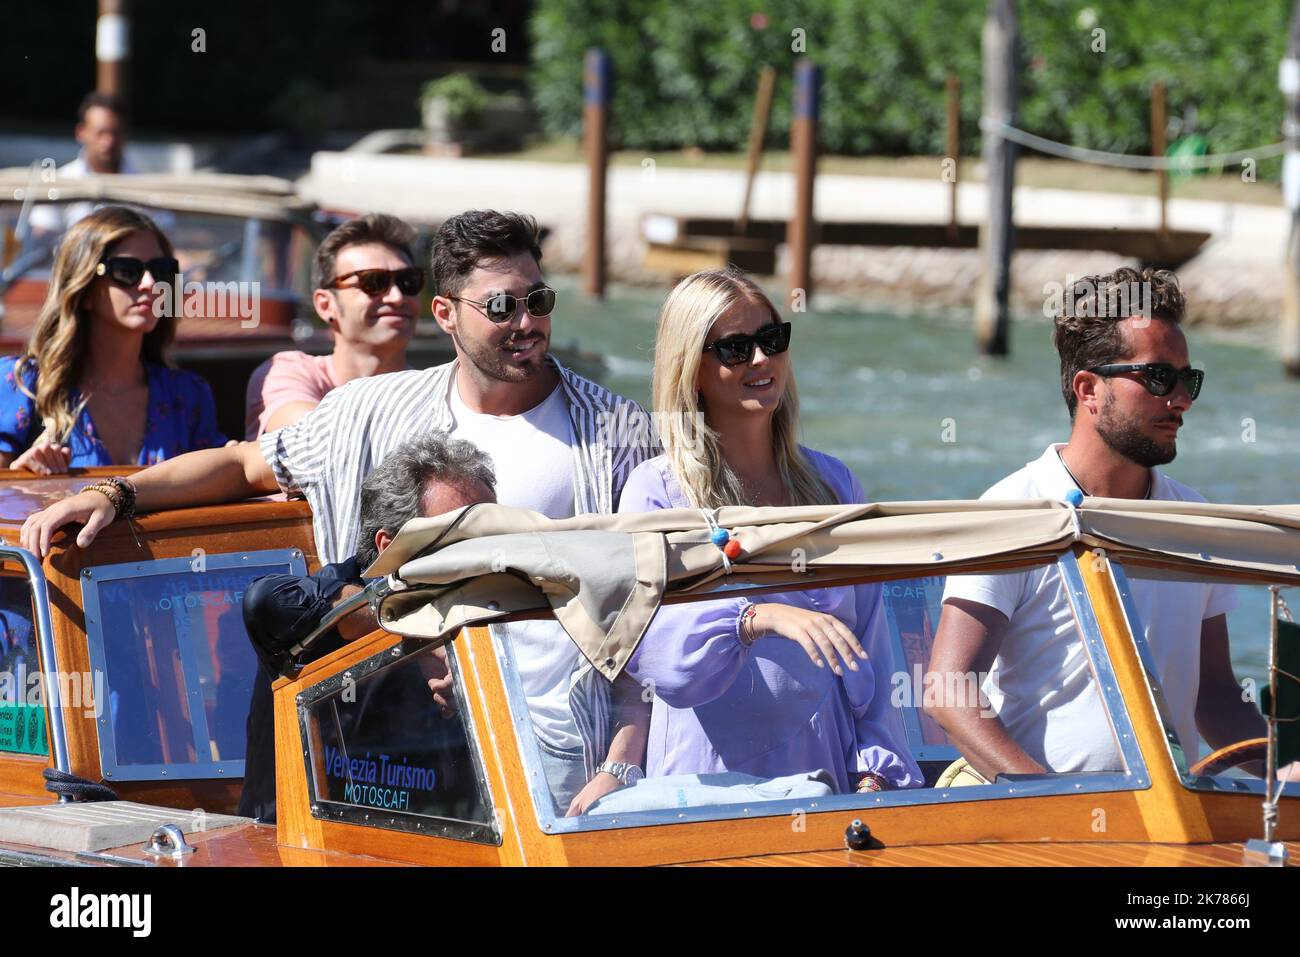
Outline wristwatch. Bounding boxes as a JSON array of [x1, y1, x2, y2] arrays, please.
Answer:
[[595, 761, 645, 786]]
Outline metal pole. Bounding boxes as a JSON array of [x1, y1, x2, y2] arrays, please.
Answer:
[[946, 74, 961, 241], [787, 60, 820, 301], [583, 48, 611, 299], [974, 0, 1018, 357], [96, 0, 129, 99], [1280, 1, 1300, 377], [1265, 587, 1280, 843], [1152, 81, 1168, 235], [737, 66, 777, 235]]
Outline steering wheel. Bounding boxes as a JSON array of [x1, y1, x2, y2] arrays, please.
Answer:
[[1188, 738, 1268, 777]]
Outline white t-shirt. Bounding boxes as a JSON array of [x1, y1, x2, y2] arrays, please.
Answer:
[[942, 444, 1236, 772], [28, 154, 143, 233], [448, 376, 583, 750]]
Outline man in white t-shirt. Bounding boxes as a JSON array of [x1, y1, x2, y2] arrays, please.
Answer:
[[28, 92, 140, 235], [429, 211, 653, 815], [926, 267, 1270, 778]]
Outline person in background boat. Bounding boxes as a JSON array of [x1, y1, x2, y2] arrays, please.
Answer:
[[0, 205, 226, 473], [20, 208, 657, 816], [236, 430, 497, 822], [928, 267, 1296, 781], [27, 92, 138, 235], [244, 213, 417, 438], [618, 267, 922, 795]]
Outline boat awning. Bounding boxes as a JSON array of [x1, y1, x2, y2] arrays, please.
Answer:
[[0, 171, 318, 222], [365, 498, 1300, 680]]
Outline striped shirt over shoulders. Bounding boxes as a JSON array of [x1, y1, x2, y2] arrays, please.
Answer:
[[258, 357, 657, 566]]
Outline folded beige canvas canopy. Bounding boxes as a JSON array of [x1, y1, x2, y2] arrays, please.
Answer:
[[364, 498, 1300, 680]]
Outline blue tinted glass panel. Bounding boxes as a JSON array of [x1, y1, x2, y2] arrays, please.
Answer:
[[85, 558, 298, 778], [303, 642, 496, 841]]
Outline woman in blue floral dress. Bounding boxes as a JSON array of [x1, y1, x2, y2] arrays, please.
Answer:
[[0, 205, 226, 472]]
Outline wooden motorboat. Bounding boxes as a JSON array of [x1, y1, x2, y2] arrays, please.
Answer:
[[0, 482, 1294, 867]]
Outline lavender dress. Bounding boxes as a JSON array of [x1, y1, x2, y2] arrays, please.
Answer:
[[619, 450, 922, 793]]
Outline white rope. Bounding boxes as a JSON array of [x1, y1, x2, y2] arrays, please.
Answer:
[[980, 116, 1289, 170], [699, 508, 734, 574]]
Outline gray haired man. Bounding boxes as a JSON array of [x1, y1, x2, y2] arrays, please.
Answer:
[[237, 430, 497, 821]]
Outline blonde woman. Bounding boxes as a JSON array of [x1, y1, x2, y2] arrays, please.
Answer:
[[619, 268, 920, 795], [0, 205, 225, 472]]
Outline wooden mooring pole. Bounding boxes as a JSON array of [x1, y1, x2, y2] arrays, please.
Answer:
[[1152, 81, 1169, 235], [583, 48, 611, 298], [946, 74, 961, 241], [1281, 2, 1300, 376], [737, 66, 777, 235], [96, 0, 129, 99], [974, 0, 1018, 356], [787, 60, 821, 304]]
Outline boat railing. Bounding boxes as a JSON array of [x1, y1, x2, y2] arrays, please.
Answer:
[[0, 543, 70, 780]]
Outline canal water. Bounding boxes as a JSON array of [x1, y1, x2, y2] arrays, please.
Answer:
[[554, 278, 1299, 686]]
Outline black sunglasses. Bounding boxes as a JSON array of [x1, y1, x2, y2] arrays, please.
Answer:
[[702, 322, 792, 366], [327, 267, 425, 297], [96, 256, 180, 287], [451, 287, 557, 324], [1088, 363, 1204, 400]]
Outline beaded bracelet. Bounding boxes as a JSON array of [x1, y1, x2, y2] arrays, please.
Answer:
[[84, 476, 138, 519]]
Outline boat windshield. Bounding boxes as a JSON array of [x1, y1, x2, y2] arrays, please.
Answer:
[[0, 561, 44, 757], [487, 551, 1147, 833], [2, 204, 303, 298], [298, 639, 498, 843], [81, 550, 304, 781], [1109, 561, 1300, 797]]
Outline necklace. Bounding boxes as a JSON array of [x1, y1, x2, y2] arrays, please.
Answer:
[[1057, 448, 1152, 500]]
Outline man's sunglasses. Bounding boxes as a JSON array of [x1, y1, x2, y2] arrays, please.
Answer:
[[96, 256, 180, 287], [702, 322, 792, 366], [450, 287, 557, 323], [1088, 363, 1204, 400], [326, 267, 425, 297]]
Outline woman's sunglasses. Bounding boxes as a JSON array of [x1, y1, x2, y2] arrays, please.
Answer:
[[450, 287, 558, 323], [96, 256, 180, 287], [702, 321, 792, 366], [326, 267, 425, 297], [1088, 362, 1204, 400]]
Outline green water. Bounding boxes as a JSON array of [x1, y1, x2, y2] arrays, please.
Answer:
[[553, 278, 1295, 505], [552, 277, 1299, 686]]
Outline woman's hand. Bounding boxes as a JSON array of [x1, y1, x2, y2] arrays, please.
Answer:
[[10, 442, 72, 475], [748, 603, 867, 676], [20, 491, 117, 558]]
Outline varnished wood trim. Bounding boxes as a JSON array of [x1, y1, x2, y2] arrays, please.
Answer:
[[1074, 544, 1215, 843], [273, 629, 504, 865]]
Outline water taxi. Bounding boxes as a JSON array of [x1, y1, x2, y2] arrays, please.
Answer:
[[0, 476, 1294, 866]]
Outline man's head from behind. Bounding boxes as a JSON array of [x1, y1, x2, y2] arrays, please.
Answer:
[[76, 92, 126, 174], [430, 210, 552, 383], [1053, 266, 1196, 467], [356, 431, 496, 570], [312, 213, 420, 355]]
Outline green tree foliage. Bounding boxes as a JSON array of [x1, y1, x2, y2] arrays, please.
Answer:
[[531, 0, 1290, 161]]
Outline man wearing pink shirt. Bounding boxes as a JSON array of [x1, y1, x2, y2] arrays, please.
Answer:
[[245, 213, 418, 438]]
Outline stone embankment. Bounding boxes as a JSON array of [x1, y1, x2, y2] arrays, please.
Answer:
[[302, 152, 1288, 329]]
